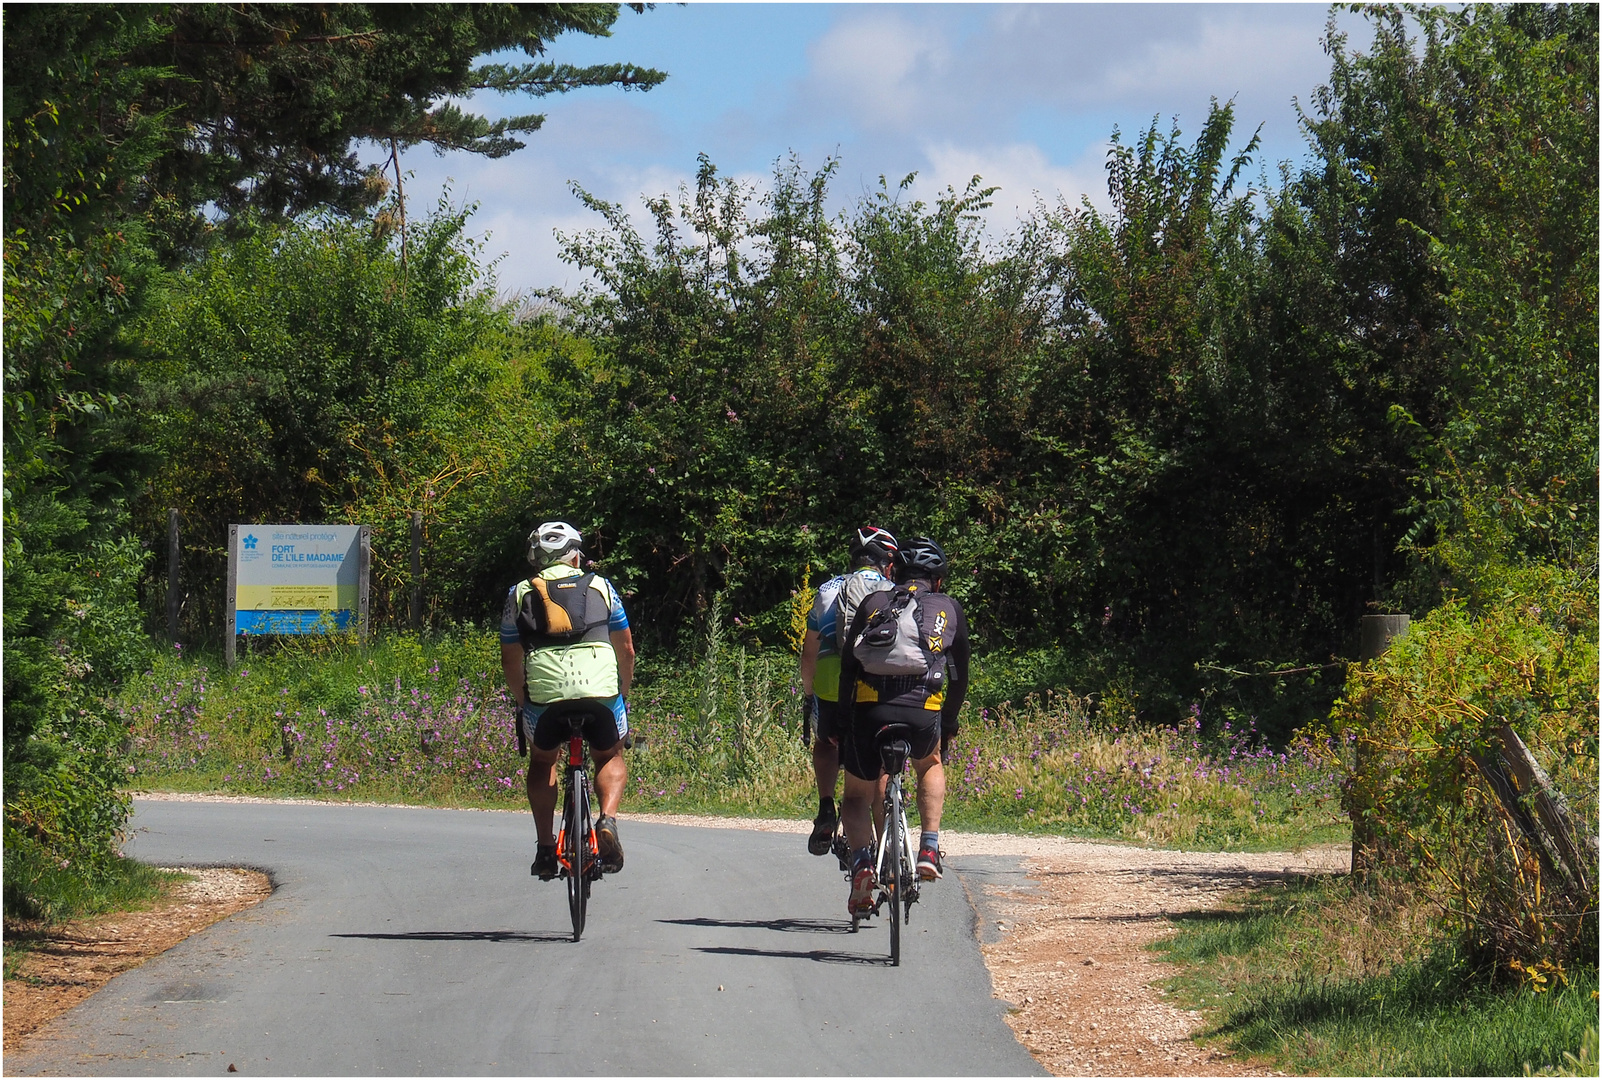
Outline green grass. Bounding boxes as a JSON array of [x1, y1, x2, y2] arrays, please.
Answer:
[[1153, 877, 1601, 1076], [3, 850, 187, 979]]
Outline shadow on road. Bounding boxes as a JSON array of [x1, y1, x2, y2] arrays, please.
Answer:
[[658, 916, 854, 935], [692, 944, 890, 966], [330, 930, 573, 943]]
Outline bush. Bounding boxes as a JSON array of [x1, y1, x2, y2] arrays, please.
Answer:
[[1322, 554, 1598, 976]]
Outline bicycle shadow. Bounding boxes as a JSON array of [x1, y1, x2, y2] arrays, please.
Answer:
[[330, 930, 574, 944], [657, 916, 854, 936], [691, 944, 891, 967], [657, 916, 893, 966]]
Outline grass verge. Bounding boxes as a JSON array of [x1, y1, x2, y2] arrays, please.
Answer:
[[1152, 875, 1600, 1076], [117, 630, 1349, 851], [3, 855, 186, 979]]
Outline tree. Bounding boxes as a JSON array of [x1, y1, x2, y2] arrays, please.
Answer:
[[2, 2, 666, 917], [3, 5, 666, 241]]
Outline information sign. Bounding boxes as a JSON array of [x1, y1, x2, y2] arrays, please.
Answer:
[[226, 525, 369, 662]]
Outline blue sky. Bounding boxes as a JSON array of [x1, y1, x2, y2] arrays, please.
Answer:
[[387, 3, 1366, 294]]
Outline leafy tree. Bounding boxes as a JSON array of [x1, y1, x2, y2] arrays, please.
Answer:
[[3, 2, 666, 918]]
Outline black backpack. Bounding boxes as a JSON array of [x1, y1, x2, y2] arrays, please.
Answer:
[[516, 573, 611, 649]]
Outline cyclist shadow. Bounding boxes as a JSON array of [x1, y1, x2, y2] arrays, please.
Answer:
[[330, 930, 574, 944], [658, 917, 892, 966]]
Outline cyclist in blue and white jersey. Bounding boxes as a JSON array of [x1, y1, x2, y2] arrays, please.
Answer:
[[500, 522, 635, 880], [797, 526, 897, 855]]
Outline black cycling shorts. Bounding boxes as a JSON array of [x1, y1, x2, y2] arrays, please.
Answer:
[[525, 699, 624, 754], [841, 703, 941, 781], [813, 696, 850, 745]]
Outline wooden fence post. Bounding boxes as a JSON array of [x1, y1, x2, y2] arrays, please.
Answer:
[[1352, 614, 1410, 877], [1473, 723, 1596, 901], [167, 509, 180, 644], [410, 510, 423, 632]]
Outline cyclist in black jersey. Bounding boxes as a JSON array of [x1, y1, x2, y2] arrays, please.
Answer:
[[837, 537, 970, 915]]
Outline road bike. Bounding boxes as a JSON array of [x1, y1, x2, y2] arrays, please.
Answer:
[[554, 724, 603, 942], [850, 723, 920, 965]]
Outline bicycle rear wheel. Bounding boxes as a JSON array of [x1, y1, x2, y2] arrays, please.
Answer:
[[565, 771, 588, 942], [886, 779, 903, 966]]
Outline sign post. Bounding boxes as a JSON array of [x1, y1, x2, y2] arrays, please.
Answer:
[[227, 524, 368, 666]]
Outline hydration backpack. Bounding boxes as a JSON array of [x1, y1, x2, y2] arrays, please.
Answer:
[[854, 585, 933, 676], [516, 572, 611, 649], [833, 569, 892, 655]]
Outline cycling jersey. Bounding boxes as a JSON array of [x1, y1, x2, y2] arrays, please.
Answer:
[[806, 567, 891, 701], [501, 564, 629, 703]]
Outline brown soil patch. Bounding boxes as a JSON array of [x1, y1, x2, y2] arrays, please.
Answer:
[[3, 867, 272, 1051], [944, 835, 1349, 1076]]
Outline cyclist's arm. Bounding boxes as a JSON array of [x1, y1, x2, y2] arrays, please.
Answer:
[[610, 627, 635, 697], [501, 642, 527, 708], [799, 629, 820, 695], [942, 620, 970, 736]]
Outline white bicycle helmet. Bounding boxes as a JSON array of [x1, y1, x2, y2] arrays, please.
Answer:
[[850, 525, 899, 566], [528, 521, 583, 568]]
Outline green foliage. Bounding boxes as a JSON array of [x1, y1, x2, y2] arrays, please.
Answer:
[[2, 2, 665, 921], [133, 206, 543, 633], [1155, 877, 1600, 1076], [3, 4, 666, 241]]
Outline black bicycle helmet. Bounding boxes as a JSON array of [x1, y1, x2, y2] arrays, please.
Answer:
[[849, 525, 899, 567], [898, 536, 949, 581]]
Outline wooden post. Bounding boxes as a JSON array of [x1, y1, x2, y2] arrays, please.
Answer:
[[410, 510, 423, 632], [225, 524, 238, 669], [167, 509, 180, 644], [358, 524, 372, 645], [1352, 614, 1410, 876], [1474, 723, 1596, 900]]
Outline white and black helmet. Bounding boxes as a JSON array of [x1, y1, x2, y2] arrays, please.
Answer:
[[528, 520, 583, 568], [850, 525, 899, 565]]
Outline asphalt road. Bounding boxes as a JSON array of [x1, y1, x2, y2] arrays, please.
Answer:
[[7, 800, 1045, 1076]]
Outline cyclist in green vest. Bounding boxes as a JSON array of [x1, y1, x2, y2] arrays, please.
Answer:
[[797, 526, 897, 856], [500, 521, 635, 880]]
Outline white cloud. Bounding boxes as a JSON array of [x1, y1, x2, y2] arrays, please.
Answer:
[[911, 139, 1113, 236], [802, 12, 952, 132]]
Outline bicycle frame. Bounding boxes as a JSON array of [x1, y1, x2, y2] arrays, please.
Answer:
[[554, 731, 601, 941]]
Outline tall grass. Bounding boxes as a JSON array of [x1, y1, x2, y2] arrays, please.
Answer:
[[119, 630, 1346, 849]]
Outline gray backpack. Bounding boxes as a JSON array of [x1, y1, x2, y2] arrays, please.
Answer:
[[833, 569, 892, 654], [854, 586, 931, 676]]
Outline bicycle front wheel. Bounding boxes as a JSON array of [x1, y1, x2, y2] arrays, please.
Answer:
[[886, 779, 904, 966], [565, 771, 589, 942]]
